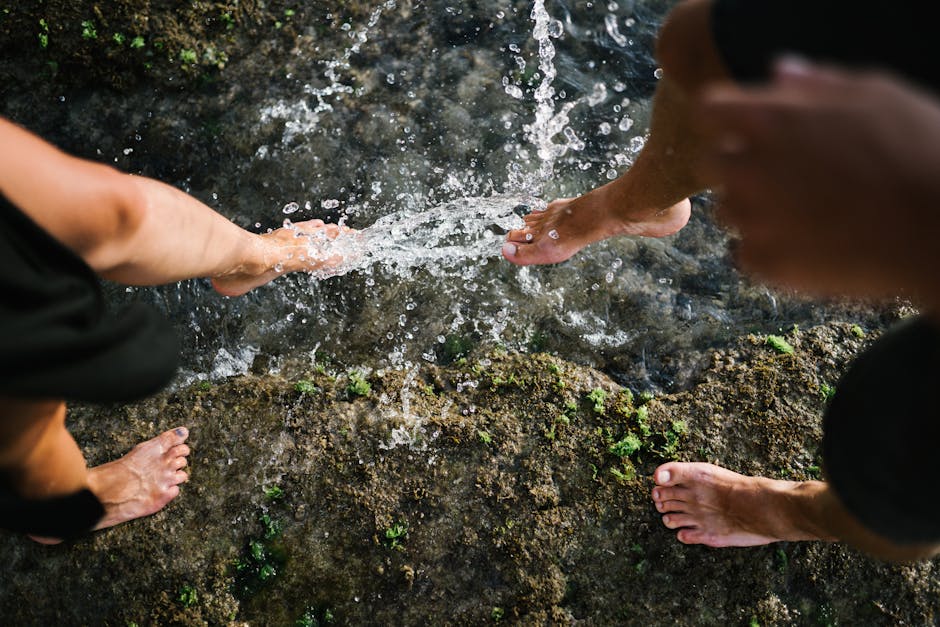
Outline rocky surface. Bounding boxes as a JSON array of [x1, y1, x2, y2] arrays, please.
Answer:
[[3, 2, 938, 625], [2, 321, 939, 625]]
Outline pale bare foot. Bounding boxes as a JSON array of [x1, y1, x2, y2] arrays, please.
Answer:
[[651, 461, 826, 547], [212, 219, 352, 297], [501, 194, 691, 266], [30, 427, 191, 544]]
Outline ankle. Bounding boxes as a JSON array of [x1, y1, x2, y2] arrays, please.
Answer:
[[770, 479, 838, 542]]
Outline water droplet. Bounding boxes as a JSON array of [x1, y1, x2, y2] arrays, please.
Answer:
[[607, 2, 619, 10], [612, 258, 623, 269], [591, 283, 600, 290], [625, 17, 636, 27], [599, 122, 612, 136], [618, 116, 634, 132], [406, 302, 416, 311], [548, 229, 560, 240], [282, 202, 300, 214], [606, 169, 618, 180], [386, 73, 396, 84], [525, 233, 533, 241], [654, 67, 664, 79], [605, 272, 614, 283], [508, 43, 520, 53], [321, 199, 340, 209]]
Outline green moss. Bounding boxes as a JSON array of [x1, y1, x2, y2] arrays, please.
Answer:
[[766, 335, 794, 355], [634, 405, 651, 437], [851, 324, 866, 338], [81, 20, 97, 40], [38, 18, 49, 48], [384, 522, 408, 551], [130, 35, 145, 49], [112, 32, 125, 45], [491, 606, 505, 622], [819, 384, 836, 402], [294, 379, 318, 395], [179, 48, 197, 64], [346, 371, 371, 397], [178, 584, 198, 608], [637, 390, 654, 405], [264, 485, 284, 501], [609, 434, 641, 457], [231, 512, 287, 599], [587, 388, 607, 415], [609, 463, 636, 482], [477, 430, 492, 445], [296, 606, 335, 626]]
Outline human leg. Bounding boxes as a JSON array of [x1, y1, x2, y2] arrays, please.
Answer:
[[503, 0, 730, 265], [651, 461, 940, 561], [0, 398, 190, 539]]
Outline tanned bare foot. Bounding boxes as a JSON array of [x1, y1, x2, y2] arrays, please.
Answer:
[[651, 461, 829, 547], [501, 192, 691, 266], [212, 219, 352, 297], [31, 427, 191, 544]]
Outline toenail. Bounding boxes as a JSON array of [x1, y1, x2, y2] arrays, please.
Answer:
[[657, 470, 670, 484], [175, 427, 188, 437], [652, 489, 660, 500], [502, 242, 517, 257]]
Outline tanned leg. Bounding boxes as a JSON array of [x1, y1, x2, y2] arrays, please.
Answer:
[[651, 461, 940, 562], [503, 0, 731, 265], [0, 398, 190, 542]]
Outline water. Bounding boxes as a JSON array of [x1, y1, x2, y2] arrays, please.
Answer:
[[30, 0, 882, 392]]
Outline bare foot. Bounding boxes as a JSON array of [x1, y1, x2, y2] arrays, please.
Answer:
[[87, 426, 191, 530], [212, 219, 352, 297], [501, 194, 691, 266], [651, 461, 826, 547], [31, 427, 191, 544]]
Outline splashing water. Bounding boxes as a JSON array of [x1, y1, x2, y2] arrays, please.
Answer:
[[121, 0, 883, 401], [259, 0, 398, 143], [304, 195, 529, 280]]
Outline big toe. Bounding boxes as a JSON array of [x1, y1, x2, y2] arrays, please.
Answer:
[[654, 462, 687, 487], [157, 427, 189, 451]]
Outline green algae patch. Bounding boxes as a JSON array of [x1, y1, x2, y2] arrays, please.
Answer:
[[766, 335, 795, 355]]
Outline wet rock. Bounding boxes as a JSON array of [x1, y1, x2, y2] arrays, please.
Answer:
[[3, 322, 940, 624]]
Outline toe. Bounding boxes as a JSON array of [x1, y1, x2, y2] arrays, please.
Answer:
[[158, 427, 189, 450], [654, 463, 681, 486], [167, 443, 191, 458], [507, 228, 532, 243], [172, 470, 189, 485], [662, 513, 697, 529], [676, 528, 707, 545], [171, 456, 188, 471], [652, 486, 688, 503], [657, 499, 686, 513]]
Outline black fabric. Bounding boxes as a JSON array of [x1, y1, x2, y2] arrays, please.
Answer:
[[0, 193, 179, 403], [0, 487, 104, 538], [711, 0, 940, 93], [823, 316, 940, 545]]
